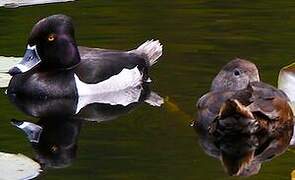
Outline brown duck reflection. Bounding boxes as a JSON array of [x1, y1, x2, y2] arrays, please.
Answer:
[[9, 84, 163, 169], [194, 59, 294, 176], [194, 119, 293, 176]]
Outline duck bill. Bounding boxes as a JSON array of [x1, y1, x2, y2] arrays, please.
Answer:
[[8, 45, 41, 76], [11, 119, 43, 143]]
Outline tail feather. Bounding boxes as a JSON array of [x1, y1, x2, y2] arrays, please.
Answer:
[[144, 91, 164, 107], [129, 40, 163, 66], [209, 99, 257, 135], [219, 99, 254, 119]]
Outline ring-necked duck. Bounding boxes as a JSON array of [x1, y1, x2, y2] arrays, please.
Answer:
[[194, 58, 294, 176], [7, 14, 163, 98]]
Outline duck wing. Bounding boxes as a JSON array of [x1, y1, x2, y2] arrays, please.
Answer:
[[76, 46, 149, 84], [248, 81, 292, 122], [198, 81, 293, 136], [78, 46, 121, 59], [196, 90, 236, 131]]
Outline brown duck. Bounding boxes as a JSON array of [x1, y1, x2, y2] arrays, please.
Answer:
[[194, 58, 294, 176]]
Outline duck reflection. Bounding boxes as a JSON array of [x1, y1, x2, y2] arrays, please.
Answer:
[[9, 84, 163, 169], [11, 117, 80, 168], [194, 121, 293, 176]]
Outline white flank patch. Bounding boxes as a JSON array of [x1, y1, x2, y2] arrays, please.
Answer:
[[76, 86, 142, 114], [75, 66, 143, 96], [278, 71, 295, 102], [0, 0, 74, 8], [0, 152, 41, 180], [0, 56, 22, 88], [74, 66, 143, 113]]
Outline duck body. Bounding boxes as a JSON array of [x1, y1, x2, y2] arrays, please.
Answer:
[[197, 81, 293, 136], [7, 15, 162, 98], [8, 68, 76, 98], [76, 46, 149, 84], [196, 59, 293, 136], [8, 46, 152, 98], [194, 58, 294, 176]]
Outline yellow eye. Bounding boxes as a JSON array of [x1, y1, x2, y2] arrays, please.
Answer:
[[48, 34, 55, 41]]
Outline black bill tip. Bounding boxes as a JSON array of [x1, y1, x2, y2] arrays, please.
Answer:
[[8, 67, 22, 76], [11, 119, 24, 126]]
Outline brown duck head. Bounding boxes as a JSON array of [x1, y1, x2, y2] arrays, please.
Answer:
[[211, 58, 260, 91]]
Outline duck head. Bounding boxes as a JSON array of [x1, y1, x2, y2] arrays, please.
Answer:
[[9, 14, 80, 76], [12, 117, 81, 169], [211, 58, 260, 91]]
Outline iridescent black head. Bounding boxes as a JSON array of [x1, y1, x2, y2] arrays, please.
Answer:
[[9, 14, 80, 76]]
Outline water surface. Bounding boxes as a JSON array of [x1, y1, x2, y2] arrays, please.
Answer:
[[0, 1, 295, 179]]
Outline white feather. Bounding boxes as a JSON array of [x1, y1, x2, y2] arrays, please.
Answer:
[[144, 91, 164, 107], [74, 66, 143, 96], [278, 70, 295, 102], [74, 66, 144, 113], [129, 40, 163, 66], [75, 86, 143, 114]]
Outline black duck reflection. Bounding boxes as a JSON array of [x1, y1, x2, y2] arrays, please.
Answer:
[[194, 59, 294, 176], [11, 117, 81, 169], [9, 84, 163, 169]]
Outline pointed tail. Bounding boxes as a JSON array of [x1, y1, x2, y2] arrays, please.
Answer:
[[219, 99, 254, 119], [129, 40, 163, 67], [209, 99, 258, 135], [221, 150, 259, 176]]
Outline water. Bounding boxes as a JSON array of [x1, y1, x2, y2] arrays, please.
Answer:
[[0, 0, 295, 179]]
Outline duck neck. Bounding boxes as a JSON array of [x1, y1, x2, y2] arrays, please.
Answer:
[[40, 45, 81, 71]]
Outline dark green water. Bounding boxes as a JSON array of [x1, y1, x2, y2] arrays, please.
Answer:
[[0, 0, 295, 179]]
